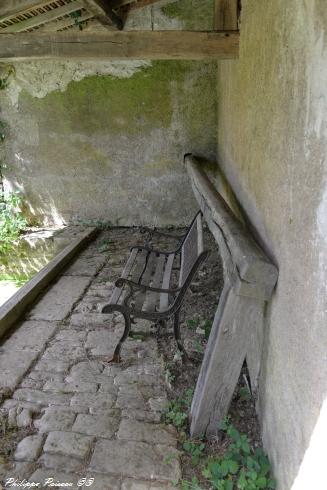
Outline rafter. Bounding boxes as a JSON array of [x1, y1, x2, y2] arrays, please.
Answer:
[[81, 0, 123, 29], [0, 30, 239, 61], [110, 0, 162, 10], [0, 1, 85, 33]]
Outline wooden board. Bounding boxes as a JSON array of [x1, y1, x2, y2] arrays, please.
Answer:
[[0, 30, 239, 61], [214, 0, 238, 30]]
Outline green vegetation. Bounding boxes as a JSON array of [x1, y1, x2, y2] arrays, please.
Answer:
[[97, 238, 113, 252], [0, 192, 27, 254], [163, 362, 275, 489], [172, 417, 276, 490], [183, 439, 206, 466], [19, 60, 217, 158], [164, 388, 194, 430], [162, 0, 214, 30], [187, 317, 212, 340]]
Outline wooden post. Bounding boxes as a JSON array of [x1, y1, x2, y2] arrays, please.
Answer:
[[214, 0, 238, 30]]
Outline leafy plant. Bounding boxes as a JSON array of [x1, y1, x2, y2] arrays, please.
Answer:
[[179, 476, 203, 490], [70, 10, 86, 30], [201, 417, 276, 490], [165, 367, 175, 388], [238, 386, 251, 402], [0, 192, 27, 254], [194, 338, 204, 354], [187, 318, 200, 330], [97, 238, 113, 252], [164, 388, 194, 430], [0, 66, 15, 91], [183, 439, 206, 465], [202, 319, 212, 340]]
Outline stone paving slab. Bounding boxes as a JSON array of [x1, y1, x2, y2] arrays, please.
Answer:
[[0, 321, 58, 353], [44, 431, 93, 459], [89, 439, 180, 481], [0, 228, 181, 488], [63, 254, 107, 277], [28, 276, 91, 321], [0, 350, 39, 390], [34, 407, 77, 433]]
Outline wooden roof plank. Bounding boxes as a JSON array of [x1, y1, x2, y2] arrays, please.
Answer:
[[38, 11, 95, 32], [1, 1, 85, 32]]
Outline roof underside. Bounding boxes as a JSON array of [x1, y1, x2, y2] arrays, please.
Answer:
[[0, 0, 173, 33]]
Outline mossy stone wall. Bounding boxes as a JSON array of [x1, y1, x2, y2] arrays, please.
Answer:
[[3, 60, 217, 226]]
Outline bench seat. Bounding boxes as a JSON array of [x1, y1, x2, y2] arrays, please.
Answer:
[[101, 211, 209, 362]]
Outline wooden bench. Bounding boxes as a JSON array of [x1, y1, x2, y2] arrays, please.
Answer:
[[101, 211, 209, 362]]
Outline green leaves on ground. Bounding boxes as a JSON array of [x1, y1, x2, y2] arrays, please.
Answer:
[[164, 388, 194, 430], [177, 417, 276, 490]]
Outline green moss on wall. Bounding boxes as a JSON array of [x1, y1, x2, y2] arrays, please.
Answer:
[[19, 61, 195, 137], [162, 0, 214, 30]]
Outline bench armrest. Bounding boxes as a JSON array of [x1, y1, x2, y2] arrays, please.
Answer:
[[115, 277, 181, 295]]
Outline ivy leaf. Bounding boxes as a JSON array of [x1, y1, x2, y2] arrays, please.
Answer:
[[228, 459, 239, 474], [224, 480, 233, 490], [202, 467, 211, 479], [237, 470, 247, 490], [257, 477, 267, 488]]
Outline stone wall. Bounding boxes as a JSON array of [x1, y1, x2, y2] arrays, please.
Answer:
[[216, 1, 327, 489], [0, 1, 216, 227]]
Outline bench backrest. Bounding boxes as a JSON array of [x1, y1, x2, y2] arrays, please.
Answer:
[[179, 212, 204, 287]]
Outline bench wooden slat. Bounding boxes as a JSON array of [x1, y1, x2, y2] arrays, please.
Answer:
[[125, 249, 149, 307], [159, 253, 175, 311], [143, 253, 166, 313], [135, 251, 157, 311], [109, 247, 138, 305]]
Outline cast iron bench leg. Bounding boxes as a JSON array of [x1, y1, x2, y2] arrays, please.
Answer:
[[173, 308, 188, 359], [109, 311, 132, 363]]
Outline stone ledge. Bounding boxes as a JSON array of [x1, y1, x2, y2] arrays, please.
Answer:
[[0, 227, 98, 340]]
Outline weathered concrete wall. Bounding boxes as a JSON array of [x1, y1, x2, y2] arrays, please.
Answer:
[[216, 1, 327, 489], [0, 1, 216, 227], [1, 59, 216, 227]]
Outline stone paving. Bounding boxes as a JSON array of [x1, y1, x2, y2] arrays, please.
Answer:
[[0, 228, 181, 489]]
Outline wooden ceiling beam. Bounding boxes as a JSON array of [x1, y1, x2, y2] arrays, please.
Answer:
[[81, 0, 123, 29], [0, 30, 239, 61], [214, 0, 238, 30]]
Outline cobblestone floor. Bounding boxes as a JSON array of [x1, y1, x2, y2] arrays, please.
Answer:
[[0, 228, 185, 490]]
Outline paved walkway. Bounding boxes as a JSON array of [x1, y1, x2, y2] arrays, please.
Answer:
[[0, 228, 180, 489]]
